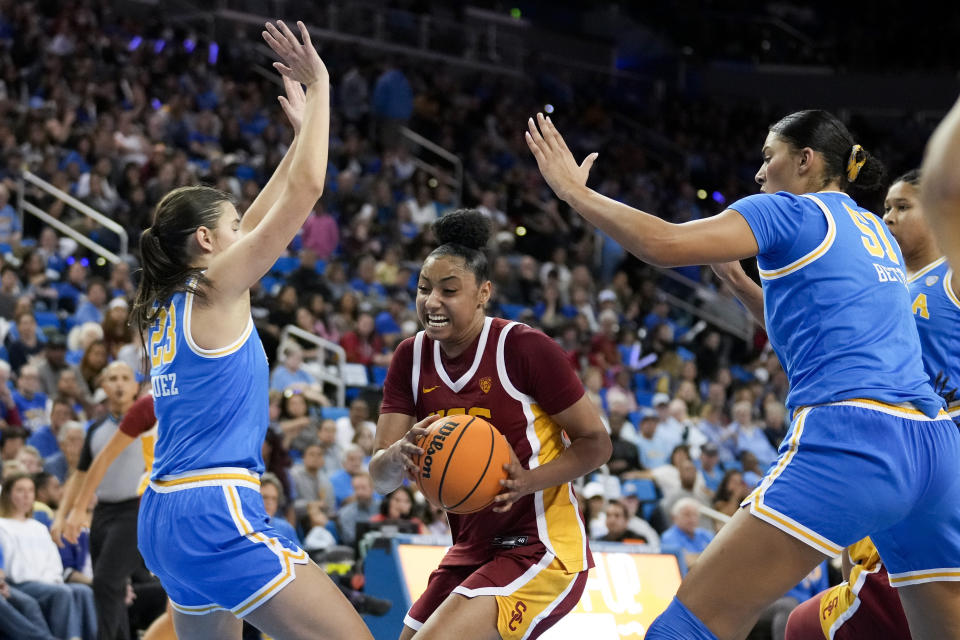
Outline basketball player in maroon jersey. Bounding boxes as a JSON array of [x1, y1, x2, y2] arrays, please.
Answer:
[[370, 209, 611, 640]]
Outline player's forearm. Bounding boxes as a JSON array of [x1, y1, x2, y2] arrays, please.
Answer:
[[241, 137, 299, 233], [921, 95, 960, 270], [287, 80, 330, 194], [715, 265, 765, 329], [564, 185, 680, 267], [523, 432, 612, 494], [55, 471, 85, 522], [369, 448, 404, 495]]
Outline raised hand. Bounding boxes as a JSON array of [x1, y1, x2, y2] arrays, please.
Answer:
[[278, 75, 306, 135], [525, 112, 598, 203], [262, 20, 327, 87]]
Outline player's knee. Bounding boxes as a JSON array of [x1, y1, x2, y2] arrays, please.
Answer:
[[646, 597, 719, 640]]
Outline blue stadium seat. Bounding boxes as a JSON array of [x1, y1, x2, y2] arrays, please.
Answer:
[[371, 365, 388, 386], [498, 303, 528, 321], [635, 390, 656, 407], [623, 478, 661, 521], [270, 255, 300, 276], [314, 260, 326, 275], [320, 407, 350, 421], [676, 346, 695, 361], [34, 311, 61, 332], [260, 276, 281, 296]]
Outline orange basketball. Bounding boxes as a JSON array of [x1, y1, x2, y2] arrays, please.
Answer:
[[414, 414, 511, 514]]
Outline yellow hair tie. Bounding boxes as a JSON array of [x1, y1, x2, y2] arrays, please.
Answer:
[[846, 144, 866, 182]]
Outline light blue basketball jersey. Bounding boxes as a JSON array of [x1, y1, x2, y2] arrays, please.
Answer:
[[907, 258, 960, 415], [147, 288, 270, 478], [732, 191, 942, 416]]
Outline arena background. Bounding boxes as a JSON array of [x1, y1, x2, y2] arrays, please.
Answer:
[[0, 1, 955, 638]]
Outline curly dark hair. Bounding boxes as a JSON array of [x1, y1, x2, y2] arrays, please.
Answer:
[[428, 209, 491, 283]]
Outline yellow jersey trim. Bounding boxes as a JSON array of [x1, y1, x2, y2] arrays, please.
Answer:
[[907, 257, 947, 283], [184, 289, 254, 359], [758, 195, 836, 280]]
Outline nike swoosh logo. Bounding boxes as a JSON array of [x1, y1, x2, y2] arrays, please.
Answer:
[[422, 386, 439, 393]]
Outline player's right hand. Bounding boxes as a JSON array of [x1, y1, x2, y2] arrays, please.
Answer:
[[49, 518, 66, 548], [62, 509, 88, 546], [395, 414, 441, 481], [262, 20, 328, 87]]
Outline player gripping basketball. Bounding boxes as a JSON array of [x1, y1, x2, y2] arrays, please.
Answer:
[[370, 209, 612, 640]]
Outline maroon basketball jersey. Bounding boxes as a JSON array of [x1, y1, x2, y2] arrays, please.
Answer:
[[383, 317, 592, 573]]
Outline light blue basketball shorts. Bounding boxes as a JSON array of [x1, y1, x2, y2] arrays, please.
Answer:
[[741, 399, 960, 587], [138, 467, 308, 616]]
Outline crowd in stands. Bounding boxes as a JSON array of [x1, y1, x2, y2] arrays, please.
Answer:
[[0, 0, 939, 637]]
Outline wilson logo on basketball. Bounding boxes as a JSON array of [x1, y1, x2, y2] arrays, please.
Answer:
[[479, 376, 492, 393], [420, 420, 458, 480], [508, 601, 527, 631]]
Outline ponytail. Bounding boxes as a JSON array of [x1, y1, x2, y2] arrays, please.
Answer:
[[130, 186, 230, 362]]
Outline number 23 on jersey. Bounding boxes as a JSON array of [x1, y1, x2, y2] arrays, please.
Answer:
[[150, 302, 177, 368]]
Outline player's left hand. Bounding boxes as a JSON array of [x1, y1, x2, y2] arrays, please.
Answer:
[[492, 446, 532, 513], [525, 112, 598, 203], [278, 75, 306, 136]]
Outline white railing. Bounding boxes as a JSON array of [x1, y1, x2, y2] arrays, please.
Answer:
[[279, 324, 347, 407], [17, 171, 129, 262], [400, 126, 463, 207]]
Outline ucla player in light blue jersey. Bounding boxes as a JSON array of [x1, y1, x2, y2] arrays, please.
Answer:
[[526, 110, 960, 640], [129, 20, 372, 640], [884, 169, 960, 423]]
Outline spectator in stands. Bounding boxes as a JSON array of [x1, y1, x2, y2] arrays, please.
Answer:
[[28, 397, 75, 459], [15, 445, 42, 476], [0, 360, 23, 428], [42, 420, 85, 483], [5, 311, 44, 374], [0, 183, 22, 250], [1, 427, 27, 465], [606, 397, 642, 477], [711, 469, 751, 526], [260, 472, 300, 545], [762, 399, 789, 450], [306, 292, 340, 345], [600, 500, 649, 543], [660, 497, 714, 569], [370, 485, 425, 533], [0, 473, 96, 640], [32, 471, 61, 528], [0, 263, 22, 320], [581, 481, 609, 539], [330, 444, 368, 508], [34, 332, 70, 397], [291, 440, 336, 523], [316, 418, 343, 476], [582, 366, 605, 410], [696, 443, 724, 493], [13, 364, 48, 432], [77, 339, 108, 398], [730, 399, 778, 469], [619, 483, 661, 547], [635, 409, 677, 470], [100, 297, 132, 360], [270, 343, 315, 392], [659, 457, 711, 524], [0, 561, 58, 640], [261, 428, 295, 513], [337, 472, 381, 547], [54, 369, 89, 420], [301, 203, 340, 260], [335, 397, 376, 452]]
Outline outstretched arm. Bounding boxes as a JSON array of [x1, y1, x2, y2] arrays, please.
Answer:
[[62, 430, 136, 544], [206, 20, 330, 301], [525, 113, 759, 267], [240, 75, 306, 234], [921, 95, 960, 271]]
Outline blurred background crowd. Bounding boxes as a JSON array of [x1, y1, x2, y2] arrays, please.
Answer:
[[0, 1, 947, 638]]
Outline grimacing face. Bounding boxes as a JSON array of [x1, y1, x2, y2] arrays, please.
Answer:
[[416, 255, 490, 345]]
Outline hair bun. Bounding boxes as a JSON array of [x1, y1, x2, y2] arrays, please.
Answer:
[[432, 209, 491, 251]]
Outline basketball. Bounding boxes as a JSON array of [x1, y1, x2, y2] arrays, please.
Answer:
[[415, 414, 512, 514]]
